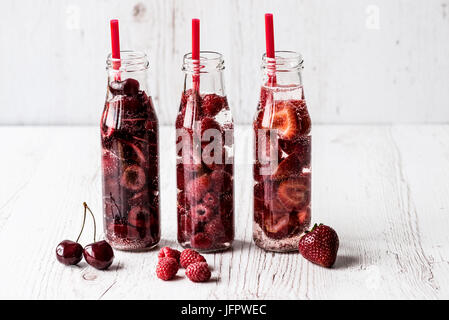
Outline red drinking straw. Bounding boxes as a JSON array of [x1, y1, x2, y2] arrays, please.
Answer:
[[265, 13, 276, 85], [192, 19, 200, 92], [110, 19, 121, 80]]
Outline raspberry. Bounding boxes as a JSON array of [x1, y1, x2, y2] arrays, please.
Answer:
[[186, 175, 211, 203], [201, 94, 226, 118], [204, 218, 226, 242], [202, 192, 219, 209], [158, 247, 181, 263], [200, 117, 222, 135], [190, 203, 215, 223], [179, 249, 206, 268], [156, 257, 179, 281], [191, 232, 213, 250], [185, 262, 211, 282], [210, 170, 232, 193]]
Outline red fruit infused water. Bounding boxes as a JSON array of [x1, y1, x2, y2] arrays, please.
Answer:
[[101, 50, 160, 251], [176, 51, 234, 252], [253, 51, 311, 252]]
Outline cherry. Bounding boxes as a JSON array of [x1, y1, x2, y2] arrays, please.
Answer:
[[56, 240, 83, 266], [82, 203, 115, 270], [108, 78, 140, 96], [83, 240, 115, 270], [123, 78, 140, 96], [55, 202, 89, 266]]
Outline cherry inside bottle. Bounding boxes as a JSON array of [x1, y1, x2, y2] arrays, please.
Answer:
[[101, 51, 160, 251]]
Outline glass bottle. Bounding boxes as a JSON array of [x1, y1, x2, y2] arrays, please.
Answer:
[[253, 51, 311, 252], [101, 51, 160, 251], [176, 51, 234, 252]]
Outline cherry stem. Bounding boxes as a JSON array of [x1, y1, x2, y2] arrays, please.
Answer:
[[75, 204, 87, 243], [83, 202, 97, 242]]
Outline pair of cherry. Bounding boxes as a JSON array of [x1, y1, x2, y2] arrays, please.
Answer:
[[56, 203, 114, 270]]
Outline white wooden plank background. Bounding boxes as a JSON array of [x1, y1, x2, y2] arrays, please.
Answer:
[[1, 0, 449, 125], [0, 125, 448, 299]]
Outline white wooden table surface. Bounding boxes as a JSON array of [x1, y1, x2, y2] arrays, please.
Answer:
[[0, 125, 448, 300]]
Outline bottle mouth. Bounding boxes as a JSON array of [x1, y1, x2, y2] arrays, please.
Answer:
[[262, 51, 303, 71], [106, 50, 149, 72], [183, 51, 224, 73]]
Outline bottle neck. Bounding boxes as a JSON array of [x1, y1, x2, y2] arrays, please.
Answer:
[[182, 51, 226, 96], [106, 51, 150, 93], [261, 51, 304, 88]]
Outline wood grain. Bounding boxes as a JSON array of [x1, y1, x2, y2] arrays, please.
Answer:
[[0, 125, 448, 299], [0, 0, 448, 125]]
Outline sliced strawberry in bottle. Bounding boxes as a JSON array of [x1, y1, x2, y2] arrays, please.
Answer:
[[120, 164, 146, 191], [265, 101, 300, 140], [263, 214, 290, 239], [277, 177, 310, 211], [272, 152, 304, 181], [278, 136, 311, 163], [292, 99, 311, 136], [297, 207, 311, 226]]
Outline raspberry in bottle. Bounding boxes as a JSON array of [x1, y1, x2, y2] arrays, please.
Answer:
[[101, 21, 160, 251], [253, 49, 312, 252], [175, 47, 235, 252]]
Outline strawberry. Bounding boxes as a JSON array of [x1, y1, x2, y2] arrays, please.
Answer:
[[291, 99, 311, 136], [156, 257, 179, 281], [272, 152, 303, 180], [179, 249, 206, 268], [158, 247, 181, 263], [298, 224, 339, 268], [270, 101, 300, 140], [185, 262, 211, 282], [277, 177, 310, 211], [263, 214, 290, 239], [278, 136, 311, 162], [297, 208, 311, 226]]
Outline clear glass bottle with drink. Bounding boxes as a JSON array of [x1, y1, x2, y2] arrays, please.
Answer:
[[253, 51, 311, 252], [176, 51, 234, 252], [101, 51, 160, 251]]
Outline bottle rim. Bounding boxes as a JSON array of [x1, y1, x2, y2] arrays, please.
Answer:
[[262, 51, 303, 71], [106, 50, 149, 72], [183, 51, 224, 73]]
